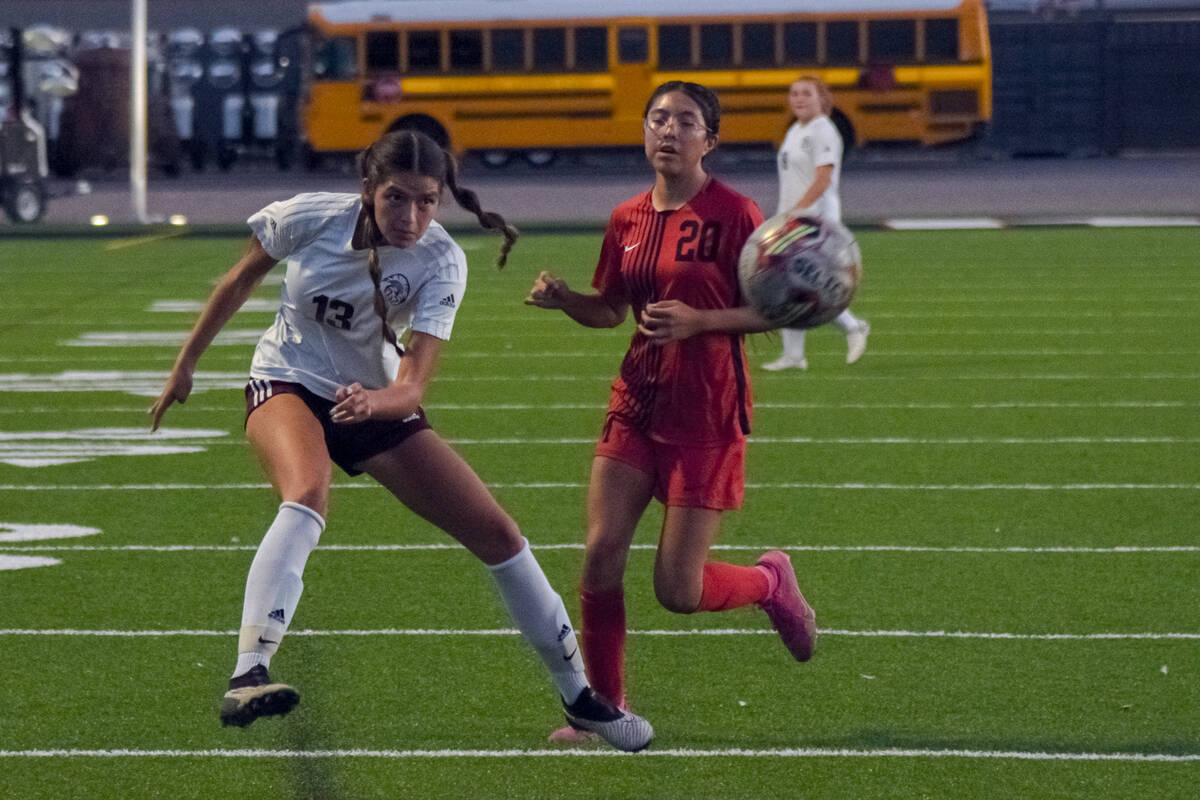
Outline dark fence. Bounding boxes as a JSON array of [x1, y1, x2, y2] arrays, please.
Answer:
[[989, 12, 1200, 155]]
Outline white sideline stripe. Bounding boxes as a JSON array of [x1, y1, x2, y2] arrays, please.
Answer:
[[885, 218, 1005, 230], [2, 482, 1197, 492], [0, 747, 1197, 763], [6, 543, 1196, 554], [1, 628, 1197, 641], [1087, 216, 1200, 227]]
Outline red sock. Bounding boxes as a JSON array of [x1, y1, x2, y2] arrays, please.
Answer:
[[579, 587, 626, 708], [698, 561, 771, 612]]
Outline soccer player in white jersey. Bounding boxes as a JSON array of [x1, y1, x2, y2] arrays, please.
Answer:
[[762, 76, 870, 371], [148, 130, 652, 752]]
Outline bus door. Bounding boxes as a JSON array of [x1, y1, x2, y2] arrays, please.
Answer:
[[612, 26, 652, 131]]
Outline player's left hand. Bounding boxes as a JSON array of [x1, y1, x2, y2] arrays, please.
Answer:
[[638, 300, 702, 344], [331, 382, 373, 424]]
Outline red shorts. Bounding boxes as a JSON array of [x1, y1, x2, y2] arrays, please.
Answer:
[[595, 414, 745, 510], [245, 379, 431, 476]]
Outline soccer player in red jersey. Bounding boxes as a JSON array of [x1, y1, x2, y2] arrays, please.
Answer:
[[526, 82, 817, 742]]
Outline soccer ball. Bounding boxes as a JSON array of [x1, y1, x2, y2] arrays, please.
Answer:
[[738, 214, 861, 329]]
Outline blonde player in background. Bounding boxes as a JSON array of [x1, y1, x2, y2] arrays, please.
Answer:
[[762, 76, 869, 371], [149, 129, 652, 752]]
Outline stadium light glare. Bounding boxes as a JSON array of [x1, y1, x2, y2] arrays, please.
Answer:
[[169, 215, 188, 226], [90, 215, 110, 226]]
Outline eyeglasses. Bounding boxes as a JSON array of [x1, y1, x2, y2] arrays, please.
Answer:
[[644, 112, 711, 137]]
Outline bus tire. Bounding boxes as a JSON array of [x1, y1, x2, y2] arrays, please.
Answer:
[[480, 150, 510, 169], [523, 149, 555, 167], [830, 109, 856, 150], [386, 115, 450, 150]]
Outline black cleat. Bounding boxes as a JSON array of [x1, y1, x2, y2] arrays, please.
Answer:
[[219, 665, 299, 728]]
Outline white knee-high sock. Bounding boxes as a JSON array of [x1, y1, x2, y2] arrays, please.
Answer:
[[232, 501, 325, 678], [781, 327, 807, 360], [833, 309, 863, 333], [488, 538, 589, 704]]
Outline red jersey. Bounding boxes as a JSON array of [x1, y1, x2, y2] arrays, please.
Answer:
[[592, 178, 765, 445]]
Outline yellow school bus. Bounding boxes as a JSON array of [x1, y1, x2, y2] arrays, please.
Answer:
[[300, 0, 991, 164]]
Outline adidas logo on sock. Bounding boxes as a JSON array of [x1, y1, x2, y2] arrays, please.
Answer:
[[557, 624, 572, 642], [438, 294, 456, 308], [268, 608, 286, 623]]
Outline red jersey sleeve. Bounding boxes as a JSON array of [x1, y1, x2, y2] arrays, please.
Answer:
[[592, 207, 630, 304]]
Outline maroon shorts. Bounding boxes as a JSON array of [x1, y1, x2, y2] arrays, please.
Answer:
[[595, 414, 745, 510], [245, 379, 431, 476]]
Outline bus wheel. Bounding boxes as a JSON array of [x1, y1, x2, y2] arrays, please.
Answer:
[[480, 150, 510, 169], [830, 109, 856, 150], [523, 149, 555, 167]]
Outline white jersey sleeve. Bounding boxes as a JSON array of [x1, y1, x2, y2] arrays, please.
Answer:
[[810, 117, 841, 169], [405, 227, 468, 341], [248, 193, 352, 261]]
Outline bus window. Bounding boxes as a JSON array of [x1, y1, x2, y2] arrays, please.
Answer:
[[826, 21, 860, 65], [492, 29, 525, 72], [618, 26, 648, 64], [533, 28, 566, 71], [450, 29, 483, 71], [868, 20, 915, 62], [407, 30, 441, 73], [742, 22, 775, 67], [924, 18, 959, 62], [782, 22, 817, 65], [658, 25, 690, 68], [314, 36, 358, 79], [574, 27, 607, 71], [700, 24, 733, 67], [366, 31, 399, 71]]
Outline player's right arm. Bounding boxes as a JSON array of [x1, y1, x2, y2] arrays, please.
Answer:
[[149, 236, 278, 430], [524, 270, 628, 329]]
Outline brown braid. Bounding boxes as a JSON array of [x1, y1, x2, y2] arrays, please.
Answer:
[[357, 204, 405, 360], [356, 129, 520, 357], [443, 151, 520, 268]]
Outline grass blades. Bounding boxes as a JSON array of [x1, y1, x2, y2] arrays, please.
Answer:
[[0, 227, 1198, 798]]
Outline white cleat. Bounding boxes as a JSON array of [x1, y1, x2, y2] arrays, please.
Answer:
[[846, 322, 870, 364], [762, 356, 808, 372], [561, 688, 653, 752]]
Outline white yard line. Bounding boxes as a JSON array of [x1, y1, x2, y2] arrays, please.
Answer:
[[1, 628, 1197, 641], [2, 482, 1197, 491], [4, 543, 1197, 554], [0, 746, 1197, 762], [0, 401, 1193, 413]]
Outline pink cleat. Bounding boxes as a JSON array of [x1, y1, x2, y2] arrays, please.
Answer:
[[548, 725, 599, 745], [756, 550, 817, 662]]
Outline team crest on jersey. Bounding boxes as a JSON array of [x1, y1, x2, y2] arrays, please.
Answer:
[[382, 273, 411, 305]]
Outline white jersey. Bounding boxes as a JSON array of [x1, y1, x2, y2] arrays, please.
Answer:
[[246, 192, 467, 401], [776, 116, 843, 224]]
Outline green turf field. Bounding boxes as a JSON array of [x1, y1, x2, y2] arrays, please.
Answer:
[[0, 226, 1197, 798]]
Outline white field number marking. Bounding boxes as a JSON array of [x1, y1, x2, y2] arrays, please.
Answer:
[[0, 522, 101, 570]]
